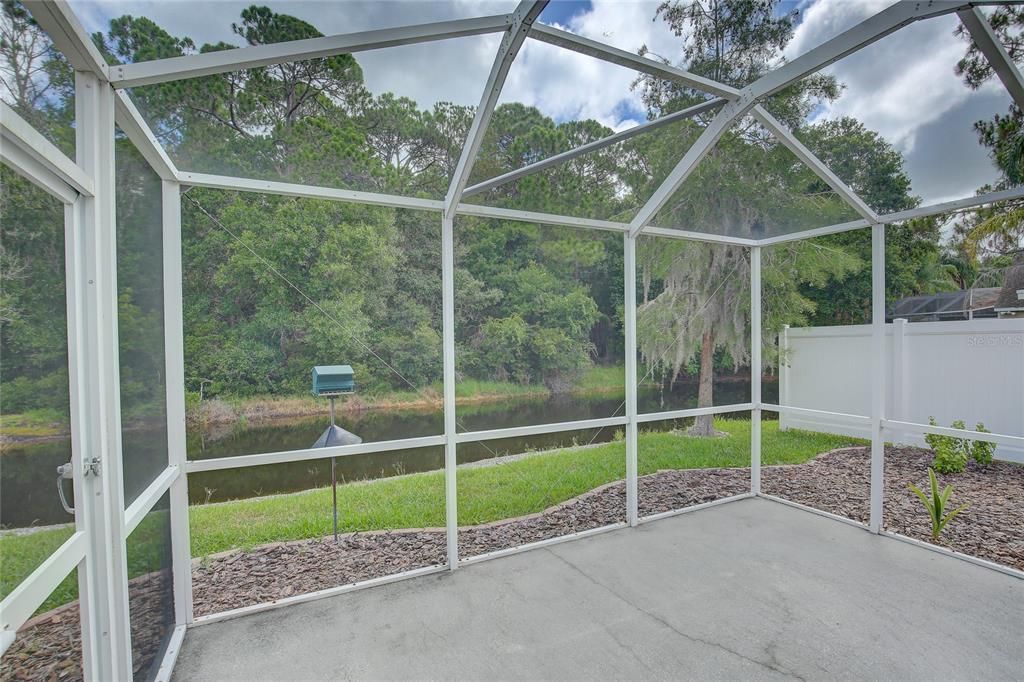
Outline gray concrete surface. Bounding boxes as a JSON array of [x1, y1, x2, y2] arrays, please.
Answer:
[[173, 498, 1024, 681]]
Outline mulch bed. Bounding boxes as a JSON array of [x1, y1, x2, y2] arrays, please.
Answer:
[[1, 569, 173, 682], [5, 446, 1021, 678]]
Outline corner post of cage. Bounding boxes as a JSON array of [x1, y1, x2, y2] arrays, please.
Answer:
[[64, 193, 104, 680], [750, 245, 762, 495], [869, 223, 886, 533], [624, 233, 639, 526], [778, 324, 791, 430], [441, 212, 459, 568], [162, 179, 193, 625], [74, 70, 133, 680]]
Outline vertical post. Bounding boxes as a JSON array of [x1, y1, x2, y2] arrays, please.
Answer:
[[65, 198, 101, 679], [624, 233, 639, 525], [750, 246, 762, 495], [891, 317, 908, 438], [330, 398, 338, 542], [74, 71, 133, 680], [869, 224, 886, 533], [778, 324, 790, 431], [442, 214, 459, 567], [162, 180, 193, 626]]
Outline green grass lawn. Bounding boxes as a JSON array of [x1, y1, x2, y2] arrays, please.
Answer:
[[1, 420, 861, 613]]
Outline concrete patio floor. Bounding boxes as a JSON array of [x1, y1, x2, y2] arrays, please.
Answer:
[[172, 497, 1024, 680]]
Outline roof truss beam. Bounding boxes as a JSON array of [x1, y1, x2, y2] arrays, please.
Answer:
[[108, 15, 513, 89], [528, 24, 740, 99], [25, 0, 179, 180], [956, 6, 1024, 109], [759, 185, 1024, 246], [463, 98, 726, 198], [752, 105, 879, 224], [444, 1, 548, 215], [628, 0, 969, 238]]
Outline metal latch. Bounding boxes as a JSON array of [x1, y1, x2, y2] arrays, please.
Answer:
[[56, 463, 75, 515], [56, 458, 100, 515]]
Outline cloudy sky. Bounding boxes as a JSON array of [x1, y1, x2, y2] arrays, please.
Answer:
[[70, 0, 1013, 206]]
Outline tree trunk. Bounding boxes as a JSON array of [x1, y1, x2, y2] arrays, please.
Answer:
[[688, 328, 715, 437]]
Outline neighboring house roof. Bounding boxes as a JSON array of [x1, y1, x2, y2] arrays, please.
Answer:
[[887, 288, 1000, 321], [994, 261, 1024, 313]]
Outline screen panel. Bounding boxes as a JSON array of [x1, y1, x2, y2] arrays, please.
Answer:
[[116, 129, 170, 507], [182, 198, 442, 462], [187, 446, 445, 618]]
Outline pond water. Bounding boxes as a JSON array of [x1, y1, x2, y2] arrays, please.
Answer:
[[1, 380, 775, 528]]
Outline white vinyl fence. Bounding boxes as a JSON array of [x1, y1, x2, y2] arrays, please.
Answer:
[[778, 318, 1024, 462]]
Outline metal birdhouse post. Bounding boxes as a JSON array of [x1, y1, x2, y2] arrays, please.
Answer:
[[311, 365, 361, 541]]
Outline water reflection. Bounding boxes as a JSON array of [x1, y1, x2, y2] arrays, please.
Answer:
[[2, 380, 774, 526]]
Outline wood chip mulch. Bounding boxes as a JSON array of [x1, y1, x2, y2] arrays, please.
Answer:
[[4, 446, 1021, 679], [1, 569, 173, 682]]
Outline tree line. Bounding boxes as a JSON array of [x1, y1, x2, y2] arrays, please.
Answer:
[[1, 0, 1020, 426]]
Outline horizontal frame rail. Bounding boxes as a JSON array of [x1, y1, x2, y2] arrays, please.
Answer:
[[1, 101, 94, 197], [185, 435, 446, 473], [177, 171, 763, 245], [459, 522, 627, 565], [637, 492, 754, 524], [0, 531, 87, 643], [759, 186, 1024, 246], [110, 15, 512, 89], [642, 226, 759, 246], [191, 564, 448, 627], [636, 402, 754, 424], [455, 416, 628, 444], [124, 466, 179, 534], [758, 493, 870, 530], [179, 172, 444, 211], [882, 419, 1023, 448], [759, 403, 871, 425], [456, 202, 626, 232], [882, 531, 1024, 580]]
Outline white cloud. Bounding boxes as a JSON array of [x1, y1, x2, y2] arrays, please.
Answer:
[[500, 1, 679, 131], [72, 0, 676, 130], [69, 0, 1009, 204], [785, 1, 1009, 204]]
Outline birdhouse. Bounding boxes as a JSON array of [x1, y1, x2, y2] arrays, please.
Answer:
[[311, 365, 355, 396]]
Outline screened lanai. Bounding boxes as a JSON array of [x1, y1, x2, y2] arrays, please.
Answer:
[[1, 1, 1022, 680]]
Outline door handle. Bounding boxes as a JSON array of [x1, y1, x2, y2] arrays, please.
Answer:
[[56, 462, 74, 515]]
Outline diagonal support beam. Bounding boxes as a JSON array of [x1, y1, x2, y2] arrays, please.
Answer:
[[463, 98, 726, 198], [529, 24, 740, 100], [628, 99, 746, 237], [752, 105, 879, 224], [444, 1, 549, 214], [24, 0, 180, 180], [628, 0, 968, 238], [957, 7, 1024, 109], [1, 100, 95, 197], [109, 15, 512, 89]]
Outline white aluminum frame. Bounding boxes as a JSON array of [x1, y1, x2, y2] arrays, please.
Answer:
[[6, 1, 1024, 677]]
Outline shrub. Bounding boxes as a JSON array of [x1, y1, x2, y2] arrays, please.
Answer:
[[926, 417, 968, 474], [970, 423, 995, 466], [907, 468, 969, 541]]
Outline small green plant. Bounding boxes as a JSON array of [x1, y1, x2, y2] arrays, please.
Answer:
[[907, 468, 969, 541], [924, 417, 996, 472], [925, 417, 968, 473], [970, 423, 995, 466]]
